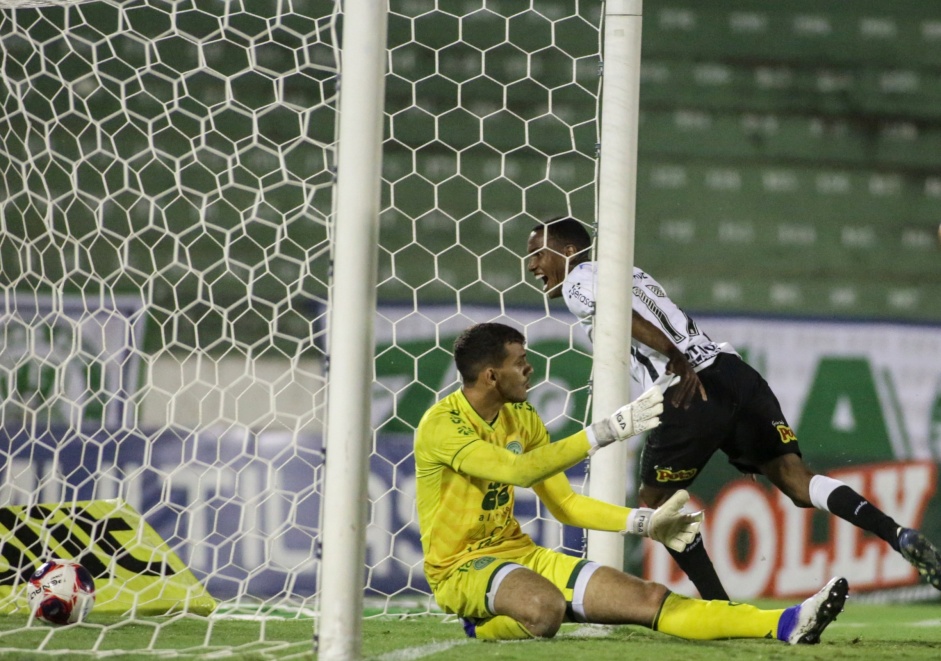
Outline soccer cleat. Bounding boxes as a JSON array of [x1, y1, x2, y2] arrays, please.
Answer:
[[777, 576, 848, 645], [899, 528, 941, 591], [461, 617, 477, 638]]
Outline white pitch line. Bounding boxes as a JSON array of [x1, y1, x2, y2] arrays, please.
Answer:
[[371, 639, 471, 661], [912, 619, 941, 627], [564, 624, 613, 638], [369, 623, 610, 660]]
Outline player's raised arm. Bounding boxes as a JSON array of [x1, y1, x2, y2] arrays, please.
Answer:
[[455, 380, 667, 488], [583, 378, 667, 453]]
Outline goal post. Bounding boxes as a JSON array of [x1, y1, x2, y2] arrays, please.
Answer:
[[317, 0, 388, 658], [587, 0, 644, 567]]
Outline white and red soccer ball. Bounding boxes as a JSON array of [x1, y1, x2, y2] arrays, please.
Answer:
[[27, 559, 96, 625]]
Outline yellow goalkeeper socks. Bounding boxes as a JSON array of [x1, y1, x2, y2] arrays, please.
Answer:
[[467, 594, 783, 641], [654, 592, 783, 640], [469, 615, 534, 640]]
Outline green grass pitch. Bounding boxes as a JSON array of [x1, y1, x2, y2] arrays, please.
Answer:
[[0, 600, 938, 660]]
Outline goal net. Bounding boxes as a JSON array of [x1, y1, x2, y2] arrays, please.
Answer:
[[0, 0, 603, 653]]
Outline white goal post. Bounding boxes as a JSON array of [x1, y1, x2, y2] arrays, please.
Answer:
[[588, 0, 643, 569], [317, 0, 388, 659]]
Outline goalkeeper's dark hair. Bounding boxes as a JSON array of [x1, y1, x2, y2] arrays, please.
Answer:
[[531, 217, 592, 265], [453, 323, 526, 384]]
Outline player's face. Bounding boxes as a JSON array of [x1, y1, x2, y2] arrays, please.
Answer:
[[525, 229, 568, 300], [493, 342, 533, 404]]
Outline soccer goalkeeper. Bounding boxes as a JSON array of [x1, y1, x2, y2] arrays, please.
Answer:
[[414, 322, 846, 643]]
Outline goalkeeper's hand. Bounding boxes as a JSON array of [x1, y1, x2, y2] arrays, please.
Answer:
[[622, 489, 703, 552], [585, 374, 678, 452]]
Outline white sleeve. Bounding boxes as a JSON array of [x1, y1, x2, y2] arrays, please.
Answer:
[[562, 265, 596, 320], [561, 265, 597, 341]]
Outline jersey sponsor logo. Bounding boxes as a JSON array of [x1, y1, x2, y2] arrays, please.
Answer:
[[685, 342, 722, 368], [481, 482, 510, 510], [776, 424, 798, 443], [654, 467, 698, 482], [473, 556, 496, 570], [506, 441, 523, 455], [566, 282, 594, 310]]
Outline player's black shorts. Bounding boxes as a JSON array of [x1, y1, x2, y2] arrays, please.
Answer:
[[639, 353, 801, 490]]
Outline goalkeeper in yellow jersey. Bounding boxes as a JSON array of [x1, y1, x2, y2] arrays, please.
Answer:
[[414, 322, 847, 644]]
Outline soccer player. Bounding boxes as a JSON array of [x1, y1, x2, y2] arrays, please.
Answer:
[[414, 322, 848, 643], [524, 217, 941, 600]]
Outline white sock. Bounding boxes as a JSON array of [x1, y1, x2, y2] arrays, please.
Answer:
[[808, 474, 843, 512]]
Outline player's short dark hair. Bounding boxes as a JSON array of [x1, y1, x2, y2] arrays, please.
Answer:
[[453, 322, 525, 383], [531, 217, 592, 263]]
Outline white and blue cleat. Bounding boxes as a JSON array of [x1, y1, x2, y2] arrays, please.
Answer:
[[777, 576, 848, 645]]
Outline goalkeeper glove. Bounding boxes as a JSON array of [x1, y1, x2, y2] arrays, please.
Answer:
[[622, 489, 703, 552], [585, 374, 678, 452]]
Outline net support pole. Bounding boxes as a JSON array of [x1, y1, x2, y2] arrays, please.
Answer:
[[587, 0, 643, 568], [317, 1, 388, 659]]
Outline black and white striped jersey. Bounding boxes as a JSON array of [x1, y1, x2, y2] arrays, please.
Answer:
[[561, 262, 738, 391]]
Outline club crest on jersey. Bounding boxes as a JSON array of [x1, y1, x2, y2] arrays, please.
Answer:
[[655, 467, 697, 482], [506, 441, 523, 455], [776, 424, 797, 443], [473, 556, 496, 570]]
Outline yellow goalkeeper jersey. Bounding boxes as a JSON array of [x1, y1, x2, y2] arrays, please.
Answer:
[[414, 389, 549, 589]]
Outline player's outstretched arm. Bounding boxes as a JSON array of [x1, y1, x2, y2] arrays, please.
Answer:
[[622, 489, 703, 552], [585, 375, 677, 453], [533, 471, 704, 541], [457, 378, 675, 488]]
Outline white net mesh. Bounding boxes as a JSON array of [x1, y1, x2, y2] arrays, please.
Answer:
[[368, 0, 602, 613], [0, 0, 601, 652], [0, 0, 338, 650]]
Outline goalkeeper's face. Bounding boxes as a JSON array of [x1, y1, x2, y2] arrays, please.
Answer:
[[525, 229, 568, 300], [493, 341, 533, 404]]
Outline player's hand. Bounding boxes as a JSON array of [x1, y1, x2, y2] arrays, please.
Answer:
[[623, 489, 703, 552], [586, 379, 671, 451], [664, 351, 707, 409]]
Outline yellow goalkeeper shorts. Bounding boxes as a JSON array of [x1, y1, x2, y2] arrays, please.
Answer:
[[433, 546, 591, 620]]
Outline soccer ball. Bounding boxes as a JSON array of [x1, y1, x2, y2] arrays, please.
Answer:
[[27, 559, 96, 625]]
